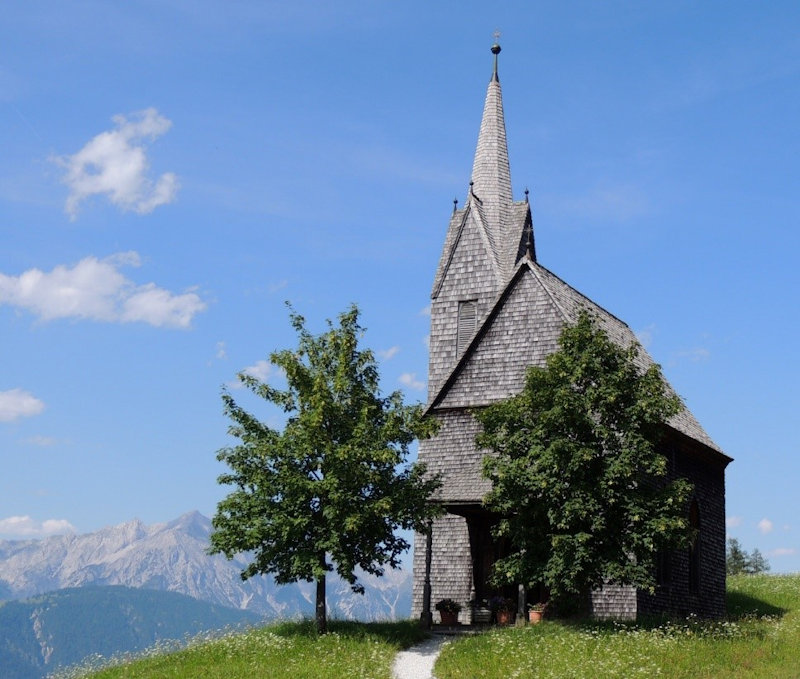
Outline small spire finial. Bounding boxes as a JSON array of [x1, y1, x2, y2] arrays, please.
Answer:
[[524, 187, 529, 204], [453, 197, 458, 213], [525, 224, 533, 260], [491, 30, 501, 80]]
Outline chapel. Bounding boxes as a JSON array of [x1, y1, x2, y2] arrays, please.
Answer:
[[411, 43, 732, 622]]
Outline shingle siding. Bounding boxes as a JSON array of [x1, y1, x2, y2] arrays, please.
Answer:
[[413, 47, 729, 623], [411, 515, 473, 621], [428, 209, 502, 398]]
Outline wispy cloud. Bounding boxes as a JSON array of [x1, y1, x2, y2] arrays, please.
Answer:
[[24, 435, 58, 447], [770, 547, 797, 557], [215, 341, 227, 360], [758, 518, 774, 534], [419, 305, 431, 317], [676, 347, 711, 363], [0, 515, 75, 538], [0, 389, 45, 422], [268, 279, 288, 293], [377, 346, 400, 360], [726, 516, 743, 529], [635, 323, 656, 349], [546, 183, 649, 223], [53, 108, 178, 219], [0, 252, 206, 328], [399, 372, 425, 391]]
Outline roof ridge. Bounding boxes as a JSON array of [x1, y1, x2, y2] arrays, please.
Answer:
[[431, 205, 470, 299], [530, 260, 631, 329]]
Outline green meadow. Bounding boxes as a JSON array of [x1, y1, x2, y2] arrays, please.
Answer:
[[56, 575, 800, 679], [436, 574, 800, 679]]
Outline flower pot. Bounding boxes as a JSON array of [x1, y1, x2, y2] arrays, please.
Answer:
[[528, 609, 543, 624], [439, 610, 458, 626], [496, 610, 515, 625]]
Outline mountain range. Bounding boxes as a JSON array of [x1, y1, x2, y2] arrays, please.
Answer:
[[0, 511, 413, 677], [0, 511, 412, 621], [0, 585, 259, 679]]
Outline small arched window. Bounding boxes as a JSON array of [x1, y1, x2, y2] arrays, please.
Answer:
[[688, 499, 701, 593]]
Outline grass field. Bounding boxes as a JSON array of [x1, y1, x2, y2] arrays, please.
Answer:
[[51, 620, 427, 679], [55, 575, 800, 679], [435, 574, 800, 678]]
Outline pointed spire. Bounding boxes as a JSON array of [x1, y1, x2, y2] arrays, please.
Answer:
[[470, 40, 513, 261]]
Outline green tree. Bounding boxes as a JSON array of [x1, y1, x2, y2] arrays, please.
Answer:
[[726, 538, 749, 575], [727, 538, 771, 575], [478, 310, 694, 607], [209, 305, 441, 634]]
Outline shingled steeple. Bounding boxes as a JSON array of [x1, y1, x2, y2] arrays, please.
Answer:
[[469, 42, 514, 273], [415, 42, 729, 628]]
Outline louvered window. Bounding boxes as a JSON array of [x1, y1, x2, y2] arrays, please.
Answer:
[[457, 300, 478, 355]]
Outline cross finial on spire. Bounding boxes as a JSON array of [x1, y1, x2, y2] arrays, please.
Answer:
[[491, 30, 502, 81]]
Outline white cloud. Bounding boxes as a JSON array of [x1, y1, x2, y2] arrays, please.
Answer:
[[0, 515, 76, 537], [399, 372, 425, 391], [54, 108, 178, 219], [0, 389, 45, 422], [758, 518, 774, 534], [230, 360, 283, 390], [419, 305, 431, 317], [726, 516, 743, 529], [378, 346, 400, 360], [423, 334, 430, 349], [0, 252, 206, 328], [770, 547, 797, 557], [243, 360, 273, 382]]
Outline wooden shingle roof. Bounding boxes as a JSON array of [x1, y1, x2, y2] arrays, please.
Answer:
[[429, 257, 726, 456]]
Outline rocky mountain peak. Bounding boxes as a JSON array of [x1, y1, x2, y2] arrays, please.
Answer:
[[0, 511, 411, 621]]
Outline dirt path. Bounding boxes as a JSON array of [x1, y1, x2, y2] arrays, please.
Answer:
[[392, 635, 449, 679]]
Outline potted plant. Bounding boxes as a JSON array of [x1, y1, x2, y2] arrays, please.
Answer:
[[528, 602, 547, 624], [435, 598, 462, 626], [489, 596, 516, 625]]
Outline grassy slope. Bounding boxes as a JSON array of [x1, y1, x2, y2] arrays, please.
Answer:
[[61, 575, 800, 679], [56, 620, 427, 679], [435, 574, 800, 679]]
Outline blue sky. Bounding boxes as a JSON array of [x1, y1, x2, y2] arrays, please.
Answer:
[[1, 2, 798, 571]]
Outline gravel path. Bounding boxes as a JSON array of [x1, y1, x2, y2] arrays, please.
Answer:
[[392, 635, 449, 679]]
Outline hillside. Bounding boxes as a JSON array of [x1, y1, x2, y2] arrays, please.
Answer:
[[0, 585, 260, 679], [70, 575, 800, 679], [0, 511, 411, 621]]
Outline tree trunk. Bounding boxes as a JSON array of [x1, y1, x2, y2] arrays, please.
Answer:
[[315, 573, 327, 635]]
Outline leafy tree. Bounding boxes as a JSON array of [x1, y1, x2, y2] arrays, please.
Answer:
[[478, 310, 694, 607], [727, 538, 771, 575], [209, 305, 441, 634]]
